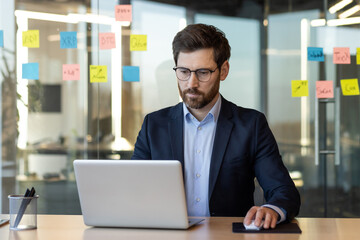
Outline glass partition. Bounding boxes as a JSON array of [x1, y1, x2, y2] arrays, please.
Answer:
[[1, 0, 186, 214], [1, 0, 360, 217], [195, 14, 261, 110]]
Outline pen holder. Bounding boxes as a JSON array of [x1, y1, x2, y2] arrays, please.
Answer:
[[8, 194, 39, 230]]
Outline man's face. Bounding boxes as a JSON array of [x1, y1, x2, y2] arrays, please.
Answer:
[[176, 48, 221, 110]]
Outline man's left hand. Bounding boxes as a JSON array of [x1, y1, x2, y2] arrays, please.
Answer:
[[244, 206, 279, 229]]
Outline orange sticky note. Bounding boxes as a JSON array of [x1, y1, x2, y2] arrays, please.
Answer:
[[99, 33, 116, 50], [341, 79, 360, 96], [130, 34, 147, 51], [63, 64, 80, 81], [333, 47, 350, 64], [90, 65, 107, 83], [316, 81, 333, 98], [23, 30, 39, 48], [291, 80, 309, 97], [115, 5, 132, 22]]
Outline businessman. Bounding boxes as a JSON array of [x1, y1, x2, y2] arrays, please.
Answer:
[[132, 23, 300, 229]]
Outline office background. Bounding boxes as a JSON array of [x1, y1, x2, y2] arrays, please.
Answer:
[[1, 0, 360, 218]]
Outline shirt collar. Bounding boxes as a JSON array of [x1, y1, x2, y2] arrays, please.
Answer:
[[183, 95, 222, 123]]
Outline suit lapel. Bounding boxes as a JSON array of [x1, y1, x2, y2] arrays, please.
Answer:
[[168, 103, 184, 167], [208, 97, 234, 198]]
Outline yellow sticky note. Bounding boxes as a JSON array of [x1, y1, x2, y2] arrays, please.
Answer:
[[357, 48, 360, 65], [341, 79, 360, 96], [90, 65, 107, 83], [130, 34, 147, 51], [291, 80, 309, 97], [22, 30, 39, 48]]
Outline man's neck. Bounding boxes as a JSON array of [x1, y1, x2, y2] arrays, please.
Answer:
[[187, 93, 220, 121]]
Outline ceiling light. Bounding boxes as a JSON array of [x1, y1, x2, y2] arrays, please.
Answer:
[[339, 4, 360, 18], [327, 16, 360, 26], [310, 19, 326, 27], [329, 0, 353, 14]]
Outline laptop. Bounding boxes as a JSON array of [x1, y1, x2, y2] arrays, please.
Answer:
[[73, 159, 204, 229]]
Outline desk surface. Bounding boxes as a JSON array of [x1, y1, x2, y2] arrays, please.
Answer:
[[1, 215, 360, 240]]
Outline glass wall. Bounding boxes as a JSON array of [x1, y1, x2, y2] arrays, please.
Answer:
[[1, 0, 360, 217], [194, 14, 261, 110], [267, 1, 360, 217]]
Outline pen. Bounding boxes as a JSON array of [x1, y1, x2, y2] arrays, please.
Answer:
[[14, 187, 36, 228]]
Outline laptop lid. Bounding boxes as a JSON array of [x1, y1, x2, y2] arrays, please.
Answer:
[[73, 159, 203, 229]]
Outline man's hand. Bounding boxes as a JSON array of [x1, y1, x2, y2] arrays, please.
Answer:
[[244, 206, 279, 229]]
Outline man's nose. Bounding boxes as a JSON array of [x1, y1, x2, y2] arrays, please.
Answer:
[[187, 72, 200, 88]]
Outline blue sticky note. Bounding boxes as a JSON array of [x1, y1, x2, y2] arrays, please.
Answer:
[[0, 30, 3, 47], [308, 47, 324, 61], [60, 31, 77, 49], [123, 66, 140, 82], [22, 63, 39, 80]]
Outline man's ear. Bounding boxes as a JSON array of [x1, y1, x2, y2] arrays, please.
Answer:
[[220, 60, 229, 81]]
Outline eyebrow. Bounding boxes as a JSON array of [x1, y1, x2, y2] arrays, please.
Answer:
[[176, 66, 216, 70]]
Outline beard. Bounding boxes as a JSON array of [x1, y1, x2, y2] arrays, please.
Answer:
[[178, 78, 220, 109]]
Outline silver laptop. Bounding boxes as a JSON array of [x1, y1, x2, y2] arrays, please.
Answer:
[[73, 159, 204, 229]]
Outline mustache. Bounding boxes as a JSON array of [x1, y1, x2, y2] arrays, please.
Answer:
[[183, 88, 203, 95]]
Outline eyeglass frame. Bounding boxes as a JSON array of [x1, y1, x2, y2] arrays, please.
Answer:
[[172, 66, 218, 82]]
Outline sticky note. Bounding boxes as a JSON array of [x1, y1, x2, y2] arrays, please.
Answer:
[[0, 30, 3, 47], [341, 79, 360, 96], [22, 30, 39, 48], [291, 80, 308, 97], [63, 64, 80, 81], [115, 5, 132, 22], [22, 63, 39, 80], [316, 81, 333, 98], [307, 47, 324, 61], [130, 35, 147, 51], [123, 66, 140, 82], [357, 48, 360, 65], [99, 33, 116, 50], [90, 65, 107, 83], [333, 47, 350, 64], [60, 32, 77, 49]]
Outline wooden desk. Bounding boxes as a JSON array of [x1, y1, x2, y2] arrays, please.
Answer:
[[0, 215, 360, 240]]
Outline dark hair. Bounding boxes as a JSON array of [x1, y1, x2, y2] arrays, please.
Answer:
[[172, 24, 231, 68]]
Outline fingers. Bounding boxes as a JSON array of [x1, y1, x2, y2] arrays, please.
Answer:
[[244, 206, 279, 229], [262, 210, 277, 229], [244, 206, 258, 225]]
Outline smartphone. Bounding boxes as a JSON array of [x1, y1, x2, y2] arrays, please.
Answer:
[[0, 219, 9, 227]]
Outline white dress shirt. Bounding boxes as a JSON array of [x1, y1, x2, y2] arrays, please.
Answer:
[[183, 96, 286, 222]]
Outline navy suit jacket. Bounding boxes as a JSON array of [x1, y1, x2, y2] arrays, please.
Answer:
[[132, 96, 300, 220]]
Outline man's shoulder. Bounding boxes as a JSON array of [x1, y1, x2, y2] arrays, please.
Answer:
[[222, 97, 265, 120]]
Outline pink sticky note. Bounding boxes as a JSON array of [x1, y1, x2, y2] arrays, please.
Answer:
[[63, 64, 80, 81], [99, 33, 116, 50], [333, 47, 351, 64], [316, 81, 334, 98], [115, 5, 132, 22]]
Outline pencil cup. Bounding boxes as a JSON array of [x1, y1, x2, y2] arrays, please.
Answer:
[[8, 194, 39, 230]]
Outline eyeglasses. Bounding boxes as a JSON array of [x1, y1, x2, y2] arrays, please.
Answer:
[[173, 67, 218, 82]]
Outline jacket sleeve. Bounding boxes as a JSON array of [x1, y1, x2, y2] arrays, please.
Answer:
[[253, 113, 301, 221], [131, 115, 151, 160]]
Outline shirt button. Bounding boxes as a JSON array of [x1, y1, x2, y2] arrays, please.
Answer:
[[196, 173, 201, 178], [196, 198, 201, 202], [198, 127, 202, 130], [197, 150, 201, 154]]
